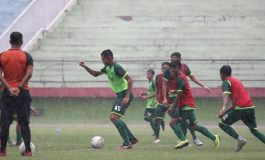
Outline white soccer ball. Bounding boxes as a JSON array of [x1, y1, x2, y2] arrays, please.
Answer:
[[91, 136, 104, 149], [18, 142, 36, 154]]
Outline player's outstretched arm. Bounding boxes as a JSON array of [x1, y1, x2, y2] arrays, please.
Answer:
[[188, 74, 210, 92], [79, 61, 103, 77]]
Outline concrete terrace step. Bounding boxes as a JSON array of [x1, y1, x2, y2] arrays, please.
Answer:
[[46, 32, 263, 39], [74, 0, 265, 16], [31, 49, 265, 61], [61, 17, 265, 27], [36, 45, 265, 56], [38, 38, 265, 46]]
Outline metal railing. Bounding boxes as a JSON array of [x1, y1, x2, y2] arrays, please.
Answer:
[[29, 58, 265, 87]]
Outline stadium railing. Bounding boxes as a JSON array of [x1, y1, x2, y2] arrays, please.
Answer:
[[0, 0, 76, 51]]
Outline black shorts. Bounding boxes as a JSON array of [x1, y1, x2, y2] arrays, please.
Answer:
[[0, 89, 31, 125], [154, 104, 167, 119], [144, 108, 155, 118], [168, 107, 181, 119]]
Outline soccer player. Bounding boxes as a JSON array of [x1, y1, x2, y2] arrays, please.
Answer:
[[140, 69, 156, 138], [153, 62, 169, 144], [79, 49, 138, 149], [170, 61, 220, 149], [163, 52, 204, 146], [218, 65, 265, 152], [0, 32, 33, 156]]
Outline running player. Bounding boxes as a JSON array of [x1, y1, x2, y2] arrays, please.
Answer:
[[153, 62, 169, 144], [163, 52, 204, 146], [218, 65, 265, 152], [170, 61, 220, 149], [166, 65, 189, 149], [140, 69, 156, 138], [79, 49, 138, 149]]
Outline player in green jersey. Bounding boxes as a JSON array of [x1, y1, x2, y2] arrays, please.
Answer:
[[79, 49, 138, 150], [140, 69, 156, 140]]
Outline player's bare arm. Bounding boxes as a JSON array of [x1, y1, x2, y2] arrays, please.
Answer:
[[0, 67, 17, 96], [13, 66, 33, 96], [0, 67, 11, 91], [146, 93, 156, 100], [170, 90, 182, 112], [79, 61, 103, 77], [121, 74, 133, 106], [155, 83, 160, 100], [162, 79, 168, 104], [140, 91, 147, 99], [30, 106, 38, 114], [188, 74, 210, 93], [141, 92, 155, 101], [218, 93, 232, 118]]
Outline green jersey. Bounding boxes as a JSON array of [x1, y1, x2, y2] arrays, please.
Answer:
[[146, 80, 156, 108], [100, 62, 128, 93]]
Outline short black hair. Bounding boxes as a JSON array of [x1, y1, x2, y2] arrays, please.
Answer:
[[10, 32, 23, 45], [170, 52, 181, 59], [147, 69, 155, 75], [220, 65, 232, 76], [162, 62, 170, 66], [169, 60, 181, 70], [101, 49, 113, 58]]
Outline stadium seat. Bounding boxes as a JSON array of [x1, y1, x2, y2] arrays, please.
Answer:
[[0, 0, 32, 34]]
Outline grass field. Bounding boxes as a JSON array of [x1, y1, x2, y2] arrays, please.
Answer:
[[6, 127, 265, 160], [29, 98, 265, 124], [4, 98, 265, 159]]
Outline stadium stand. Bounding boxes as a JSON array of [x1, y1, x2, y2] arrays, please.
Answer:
[[13, 0, 265, 96], [0, 0, 32, 34]]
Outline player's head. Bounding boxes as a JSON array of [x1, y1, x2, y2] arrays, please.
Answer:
[[146, 69, 155, 80], [170, 52, 181, 62], [101, 49, 113, 65], [161, 62, 169, 73], [169, 60, 182, 75], [220, 65, 232, 80], [9, 32, 23, 46]]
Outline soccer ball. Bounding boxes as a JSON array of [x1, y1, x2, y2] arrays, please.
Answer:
[[18, 142, 36, 154], [91, 136, 104, 149]]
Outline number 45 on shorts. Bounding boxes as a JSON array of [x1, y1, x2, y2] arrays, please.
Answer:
[[114, 106, 122, 111]]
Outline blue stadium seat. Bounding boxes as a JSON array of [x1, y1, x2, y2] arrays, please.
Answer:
[[0, 0, 32, 35]]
